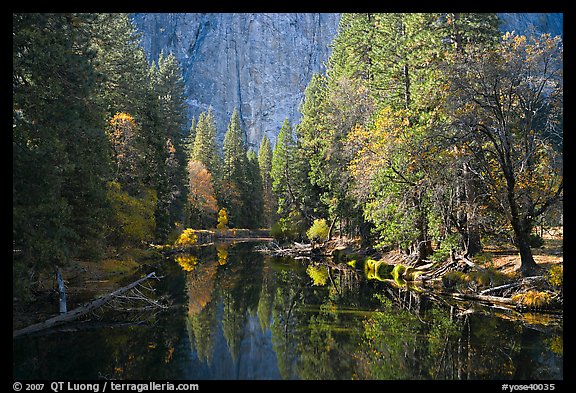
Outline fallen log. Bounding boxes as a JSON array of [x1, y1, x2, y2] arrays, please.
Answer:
[[441, 291, 518, 307], [479, 275, 547, 296], [13, 272, 160, 339]]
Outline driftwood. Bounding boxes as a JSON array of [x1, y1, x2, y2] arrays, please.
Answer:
[[441, 291, 518, 307], [13, 272, 162, 338], [479, 275, 547, 296], [255, 241, 315, 257]]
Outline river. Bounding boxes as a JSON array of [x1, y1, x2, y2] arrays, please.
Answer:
[[13, 241, 563, 380]]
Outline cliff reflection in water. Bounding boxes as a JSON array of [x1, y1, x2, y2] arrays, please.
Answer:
[[177, 242, 563, 380]]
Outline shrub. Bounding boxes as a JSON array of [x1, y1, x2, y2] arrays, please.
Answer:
[[271, 214, 306, 242], [528, 233, 545, 248], [217, 208, 228, 231], [174, 228, 198, 248], [306, 265, 329, 286], [512, 290, 554, 309], [547, 264, 563, 287], [467, 267, 510, 288], [306, 218, 330, 243], [441, 270, 468, 290]]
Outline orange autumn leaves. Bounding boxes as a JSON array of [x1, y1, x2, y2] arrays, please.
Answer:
[[187, 160, 218, 221]]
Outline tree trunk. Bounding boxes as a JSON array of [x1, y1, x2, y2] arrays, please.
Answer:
[[56, 267, 67, 314], [514, 226, 541, 276]]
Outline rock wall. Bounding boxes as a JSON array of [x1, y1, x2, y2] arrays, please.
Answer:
[[132, 13, 340, 149]]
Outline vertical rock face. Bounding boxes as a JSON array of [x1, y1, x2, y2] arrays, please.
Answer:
[[499, 13, 563, 37], [131, 13, 562, 149], [132, 13, 340, 149]]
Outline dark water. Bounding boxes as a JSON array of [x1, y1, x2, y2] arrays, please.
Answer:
[[13, 241, 563, 380]]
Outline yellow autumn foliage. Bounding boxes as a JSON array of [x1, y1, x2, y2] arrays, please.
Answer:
[[174, 228, 198, 248]]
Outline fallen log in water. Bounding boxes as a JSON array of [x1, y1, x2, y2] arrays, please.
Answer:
[[13, 272, 162, 338], [441, 291, 518, 307]]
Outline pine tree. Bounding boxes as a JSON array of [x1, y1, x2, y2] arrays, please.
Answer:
[[13, 13, 112, 295], [258, 134, 275, 227], [192, 108, 221, 179], [147, 51, 189, 241], [183, 116, 197, 162], [245, 150, 264, 228], [222, 108, 249, 227], [89, 13, 150, 119], [271, 119, 309, 238]]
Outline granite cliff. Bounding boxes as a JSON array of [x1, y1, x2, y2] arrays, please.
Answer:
[[132, 13, 340, 149]]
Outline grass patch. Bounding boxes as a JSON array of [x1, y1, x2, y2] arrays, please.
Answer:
[[512, 290, 555, 309]]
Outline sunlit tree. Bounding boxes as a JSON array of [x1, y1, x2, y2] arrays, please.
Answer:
[[448, 33, 563, 276]]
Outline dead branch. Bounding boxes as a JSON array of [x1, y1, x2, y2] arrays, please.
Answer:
[[13, 272, 163, 338]]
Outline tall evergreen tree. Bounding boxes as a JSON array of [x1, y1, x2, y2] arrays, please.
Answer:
[[245, 150, 265, 228], [183, 116, 197, 162], [271, 119, 310, 239], [221, 108, 249, 227], [148, 51, 189, 240], [192, 108, 221, 180], [89, 13, 150, 119], [13, 13, 112, 295], [258, 134, 275, 227]]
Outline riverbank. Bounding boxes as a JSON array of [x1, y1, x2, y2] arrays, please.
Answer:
[[12, 227, 273, 334], [260, 227, 563, 315], [13, 226, 562, 334]]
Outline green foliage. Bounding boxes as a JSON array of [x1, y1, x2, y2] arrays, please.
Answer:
[[430, 234, 461, 263], [258, 134, 275, 227], [191, 108, 220, 177], [13, 13, 112, 282], [306, 218, 330, 243], [271, 119, 312, 236], [547, 264, 563, 288], [306, 265, 329, 286], [220, 108, 263, 229], [271, 212, 307, 243], [106, 181, 157, 247]]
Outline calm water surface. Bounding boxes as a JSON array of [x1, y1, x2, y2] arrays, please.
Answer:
[[13, 241, 563, 380]]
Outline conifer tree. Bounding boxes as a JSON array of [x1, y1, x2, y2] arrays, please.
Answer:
[[146, 51, 188, 241], [13, 13, 112, 295], [222, 108, 249, 227], [271, 119, 309, 238], [192, 108, 221, 180], [258, 134, 275, 227], [183, 116, 197, 162]]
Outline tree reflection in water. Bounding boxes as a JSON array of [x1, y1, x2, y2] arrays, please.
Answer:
[[178, 242, 562, 380]]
